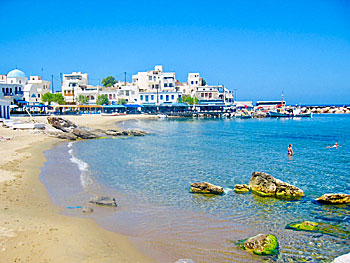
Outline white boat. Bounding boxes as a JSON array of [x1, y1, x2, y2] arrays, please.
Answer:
[[101, 112, 121, 116], [157, 114, 168, 118], [12, 123, 45, 129]]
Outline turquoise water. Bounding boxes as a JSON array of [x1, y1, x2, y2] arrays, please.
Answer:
[[43, 115, 350, 262]]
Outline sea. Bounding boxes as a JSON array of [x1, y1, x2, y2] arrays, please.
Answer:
[[41, 115, 350, 263]]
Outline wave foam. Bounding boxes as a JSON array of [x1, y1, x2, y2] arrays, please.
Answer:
[[68, 144, 93, 189]]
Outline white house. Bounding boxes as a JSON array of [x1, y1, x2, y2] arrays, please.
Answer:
[[0, 69, 26, 104], [61, 72, 89, 104], [23, 76, 51, 103], [132, 65, 176, 93], [0, 96, 10, 119], [194, 85, 234, 105], [139, 91, 182, 105]]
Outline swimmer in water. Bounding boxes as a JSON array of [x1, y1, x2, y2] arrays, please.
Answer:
[[288, 144, 294, 156], [327, 142, 341, 148]]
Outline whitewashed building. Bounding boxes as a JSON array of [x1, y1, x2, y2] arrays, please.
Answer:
[[23, 76, 51, 103], [194, 85, 234, 104], [139, 91, 182, 104], [0, 69, 26, 104], [0, 95, 10, 119], [61, 72, 91, 104]]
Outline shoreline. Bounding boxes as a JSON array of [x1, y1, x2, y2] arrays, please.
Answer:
[[0, 116, 155, 263]]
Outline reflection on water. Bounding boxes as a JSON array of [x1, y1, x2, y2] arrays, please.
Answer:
[[45, 115, 350, 262]]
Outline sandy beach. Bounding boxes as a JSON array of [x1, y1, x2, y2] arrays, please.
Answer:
[[0, 114, 156, 263]]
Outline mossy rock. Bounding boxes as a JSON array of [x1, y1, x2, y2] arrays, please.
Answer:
[[251, 189, 274, 197], [234, 184, 250, 194], [286, 221, 319, 231], [236, 234, 278, 255], [286, 221, 350, 239]]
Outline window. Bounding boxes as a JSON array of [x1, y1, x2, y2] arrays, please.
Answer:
[[201, 93, 204, 97], [140, 95, 143, 100], [151, 95, 154, 100], [145, 95, 149, 102], [155, 84, 159, 89], [166, 95, 169, 101], [109, 94, 112, 99], [19, 80, 21, 84], [164, 83, 168, 87], [171, 95, 174, 100], [38, 94, 41, 98], [160, 95, 163, 100], [169, 83, 173, 87], [149, 76, 152, 80], [113, 94, 116, 99], [195, 81, 198, 84], [191, 81, 194, 84]]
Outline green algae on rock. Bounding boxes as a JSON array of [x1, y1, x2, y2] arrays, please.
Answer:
[[286, 221, 350, 239], [236, 234, 278, 255], [286, 221, 319, 231], [249, 172, 304, 199], [234, 184, 250, 194]]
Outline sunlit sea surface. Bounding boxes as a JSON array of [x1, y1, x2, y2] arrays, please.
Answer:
[[41, 115, 350, 262]]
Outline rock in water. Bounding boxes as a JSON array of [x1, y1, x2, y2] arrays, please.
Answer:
[[82, 207, 94, 213], [315, 194, 350, 204], [234, 184, 250, 193], [286, 221, 350, 239], [240, 234, 278, 255], [286, 221, 319, 231], [190, 182, 223, 195], [333, 252, 350, 263], [249, 172, 304, 199], [89, 196, 117, 207]]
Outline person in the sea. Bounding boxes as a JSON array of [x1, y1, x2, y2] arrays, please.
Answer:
[[288, 144, 294, 156], [327, 142, 341, 149]]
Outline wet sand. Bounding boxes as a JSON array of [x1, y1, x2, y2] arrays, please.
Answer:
[[0, 115, 155, 263]]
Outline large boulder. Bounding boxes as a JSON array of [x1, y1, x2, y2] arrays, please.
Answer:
[[249, 172, 304, 199], [239, 234, 278, 255], [89, 196, 117, 207], [234, 184, 250, 194], [315, 194, 350, 204], [47, 116, 77, 133], [190, 182, 223, 195]]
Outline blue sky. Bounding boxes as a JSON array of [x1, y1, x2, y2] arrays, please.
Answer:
[[1, 0, 349, 104]]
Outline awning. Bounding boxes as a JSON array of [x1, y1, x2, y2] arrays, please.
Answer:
[[102, 105, 126, 108], [124, 104, 143, 108]]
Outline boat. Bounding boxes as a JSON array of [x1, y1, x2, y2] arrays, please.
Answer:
[[269, 107, 312, 118], [157, 114, 168, 118], [101, 112, 121, 116]]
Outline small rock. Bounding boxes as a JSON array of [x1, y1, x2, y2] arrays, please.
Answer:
[[82, 207, 94, 213], [190, 182, 223, 195], [89, 196, 117, 207], [234, 184, 250, 193], [286, 221, 319, 231], [315, 194, 350, 204], [239, 234, 278, 255]]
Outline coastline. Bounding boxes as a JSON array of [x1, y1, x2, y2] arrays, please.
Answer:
[[0, 116, 155, 263]]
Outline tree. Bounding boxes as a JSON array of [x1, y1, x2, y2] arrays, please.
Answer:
[[202, 79, 207, 86], [178, 95, 198, 105], [42, 93, 65, 105], [77, 95, 88, 105], [96, 94, 109, 105], [42, 93, 54, 104], [102, 76, 117, 87], [117, 98, 127, 105], [53, 93, 65, 105]]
